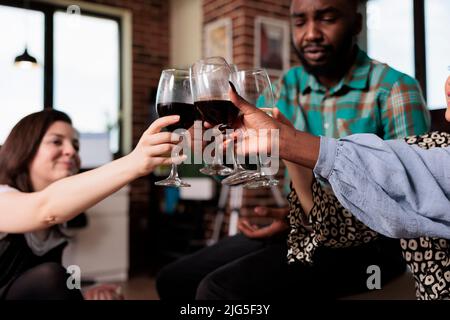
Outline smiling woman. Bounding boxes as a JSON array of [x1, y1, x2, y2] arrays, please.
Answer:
[[28, 122, 80, 192], [0, 110, 84, 300], [0, 109, 183, 300]]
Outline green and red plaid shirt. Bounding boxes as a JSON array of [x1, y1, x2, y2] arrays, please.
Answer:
[[275, 47, 430, 140], [274, 47, 430, 193]]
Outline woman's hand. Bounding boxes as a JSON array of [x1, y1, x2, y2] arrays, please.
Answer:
[[127, 115, 187, 177], [83, 283, 124, 300]]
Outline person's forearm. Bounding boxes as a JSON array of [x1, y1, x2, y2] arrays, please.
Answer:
[[37, 155, 137, 227], [0, 155, 138, 233], [313, 134, 450, 238], [279, 124, 320, 169], [284, 160, 314, 214]]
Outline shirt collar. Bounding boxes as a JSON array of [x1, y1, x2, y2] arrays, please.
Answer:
[[301, 46, 371, 95]]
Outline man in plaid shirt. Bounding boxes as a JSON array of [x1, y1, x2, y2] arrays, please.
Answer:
[[276, 47, 430, 141], [275, 47, 430, 196], [156, 0, 430, 300]]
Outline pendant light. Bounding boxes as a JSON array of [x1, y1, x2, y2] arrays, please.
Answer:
[[14, 0, 38, 68], [14, 47, 38, 68]]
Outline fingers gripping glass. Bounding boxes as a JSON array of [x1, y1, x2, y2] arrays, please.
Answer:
[[154, 69, 194, 187], [224, 69, 279, 189]]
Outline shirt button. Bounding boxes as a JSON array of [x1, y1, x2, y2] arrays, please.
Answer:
[[324, 123, 330, 129]]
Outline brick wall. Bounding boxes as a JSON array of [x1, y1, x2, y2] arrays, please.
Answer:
[[86, 0, 170, 274], [202, 0, 296, 239], [203, 0, 298, 70]]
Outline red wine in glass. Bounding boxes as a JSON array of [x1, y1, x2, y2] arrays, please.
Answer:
[[154, 68, 193, 187], [194, 99, 239, 128], [157, 102, 198, 131]]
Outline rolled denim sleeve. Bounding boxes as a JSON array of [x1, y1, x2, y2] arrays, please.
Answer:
[[313, 136, 338, 180], [313, 134, 450, 239]]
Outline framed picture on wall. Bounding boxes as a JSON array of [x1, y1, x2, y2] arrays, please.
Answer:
[[204, 17, 233, 63], [254, 16, 290, 76]]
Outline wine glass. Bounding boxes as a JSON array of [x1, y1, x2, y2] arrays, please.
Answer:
[[190, 56, 237, 176], [231, 68, 279, 189], [229, 63, 239, 73], [220, 69, 260, 185], [154, 69, 195, 187]]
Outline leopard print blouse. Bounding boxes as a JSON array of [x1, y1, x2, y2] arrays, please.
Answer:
[[286, 131, 450, 300], [400, 132, 450, 300], [286, 177, 379, 265]]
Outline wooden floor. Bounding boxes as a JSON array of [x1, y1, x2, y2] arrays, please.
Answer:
[[117, 275, 159, 300], [112, 269, 417, 300]]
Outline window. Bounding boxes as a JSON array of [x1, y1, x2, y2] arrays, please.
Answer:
[[366, 0, 450, 110], [54, 12, 120, 153], [0, 5, 44, 144], [0, 1, 123, 157], [425, 0, 450, 110], [367, 0, 415, 78]]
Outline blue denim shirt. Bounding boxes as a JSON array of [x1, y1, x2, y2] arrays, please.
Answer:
[[314, 134, 450, 239]]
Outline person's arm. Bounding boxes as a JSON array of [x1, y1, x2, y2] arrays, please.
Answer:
[[279, 127, 320, 168], [284, 162, 314, 214], [313, 134, 450, 239], [231, 86, 450, 238], [0, 116, 183, 233], [253, 120, 450, 239], [271, 109, 314, 214]]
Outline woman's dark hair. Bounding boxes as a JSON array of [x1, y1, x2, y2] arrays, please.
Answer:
[[0, 109, 72, 192]]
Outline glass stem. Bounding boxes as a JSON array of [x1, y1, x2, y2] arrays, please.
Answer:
[[211, 126, 224, 167], [257, 154, 266, 177], [168, 131, 183, 180], [229, 137, 243, 172], [167, 163, 179, 180], [213, 149, 223, 167], [232, 153, 244, 171]]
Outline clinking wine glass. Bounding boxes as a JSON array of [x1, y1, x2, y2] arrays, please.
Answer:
[[219, 64, 264, 185], [154, 69, 195, 187], [230, 68, 279, 189], [190, 56, 238, 176], [220, 73, 260, 186]]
